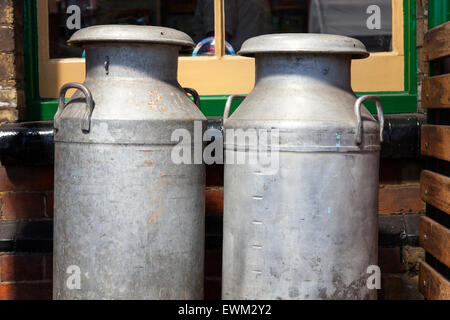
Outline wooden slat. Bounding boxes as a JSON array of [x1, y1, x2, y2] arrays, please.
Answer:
[[214, 0, 225, 58], [419, 261, 450, 300], [420, 170, 450, 215], [422, 74, 450, 109], [424, 21, 450, 61], [420, 216, 450, 268], [421, 125, 450, 161]]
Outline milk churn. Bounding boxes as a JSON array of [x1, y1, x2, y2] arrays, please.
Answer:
[[53, 25, 206, 300], [222, 34, 384, 300]]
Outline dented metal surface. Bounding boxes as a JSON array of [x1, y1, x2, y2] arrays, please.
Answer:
[[222, 34, 382, 300], [53, 26, 206, 300]]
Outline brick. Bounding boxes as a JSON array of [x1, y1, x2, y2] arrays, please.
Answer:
[[205, 187, 223, 216], [0, 255, 44, 282], [44, 255, 52, 280], [0, 79, 17, 88], [0, 53, 15, 81], [0, 88, 17, 102], [379, 184, 425, 215], [0, 166, 54, 192], [0, 193, 46, 220], [378, 247, 406, 273], [0, 282, 52, 300], [45, 193, 53, 218], [0, 0, 14, 25], [0, 26, 14, 52], [0, 107, 16, 122]]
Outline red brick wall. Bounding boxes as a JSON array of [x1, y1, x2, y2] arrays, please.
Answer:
[[0, 254, 52, 300], [0, 165, 53, 300], [0, 0, 53, 299]]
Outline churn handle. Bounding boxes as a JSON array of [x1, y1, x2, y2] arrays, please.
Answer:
[[183, 88, 202, 110], [223, 95, 246, 122], [55, 82, 95, 133], [354, 95, 385, 145]]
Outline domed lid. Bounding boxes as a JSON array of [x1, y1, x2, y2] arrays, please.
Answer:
[[239, 33, 369, 59], [68, 25, 194, 49]]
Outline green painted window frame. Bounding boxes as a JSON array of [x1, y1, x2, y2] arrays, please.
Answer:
[[24, 0, 418, 121]]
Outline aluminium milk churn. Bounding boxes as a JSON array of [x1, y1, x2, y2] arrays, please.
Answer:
[[222, 34, 384, 300], [53, 25, 206, 299]]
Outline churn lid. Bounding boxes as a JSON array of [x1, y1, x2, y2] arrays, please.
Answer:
[[239, 33, 369, 59], [68, 25, 195, 49]]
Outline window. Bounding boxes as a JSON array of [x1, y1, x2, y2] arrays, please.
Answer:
[[25, 0, 416, 120], [308, 0, 392, 52], [222, 0, 392, 53], [48, 0, 202, 58]]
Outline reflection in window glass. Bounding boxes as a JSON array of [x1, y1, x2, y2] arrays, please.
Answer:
[[309, 0, 392, 52], [48, 0, 202, 58], [193, 0, 272, 54], [222, 0, 392, 53]]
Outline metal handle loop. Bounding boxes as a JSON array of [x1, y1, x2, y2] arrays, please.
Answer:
[[183, 87, 201, 110], [224, 95, 246, 122], [354, 95, 385, 145], [55, 82, 94, 133]]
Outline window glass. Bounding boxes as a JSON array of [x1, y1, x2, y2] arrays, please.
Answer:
[[48, 0, 393, 59], [221, 0, 392, 53], [48, 0, 203, 58]]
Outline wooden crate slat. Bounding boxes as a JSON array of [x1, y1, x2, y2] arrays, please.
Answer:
[[419, 261, 450, 300], [420, 216, 450, 268], [422, 74, 450, 109], [420, 170, 450, 215], [421, 125, 450, 161], [424, 21, 450, 61]]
